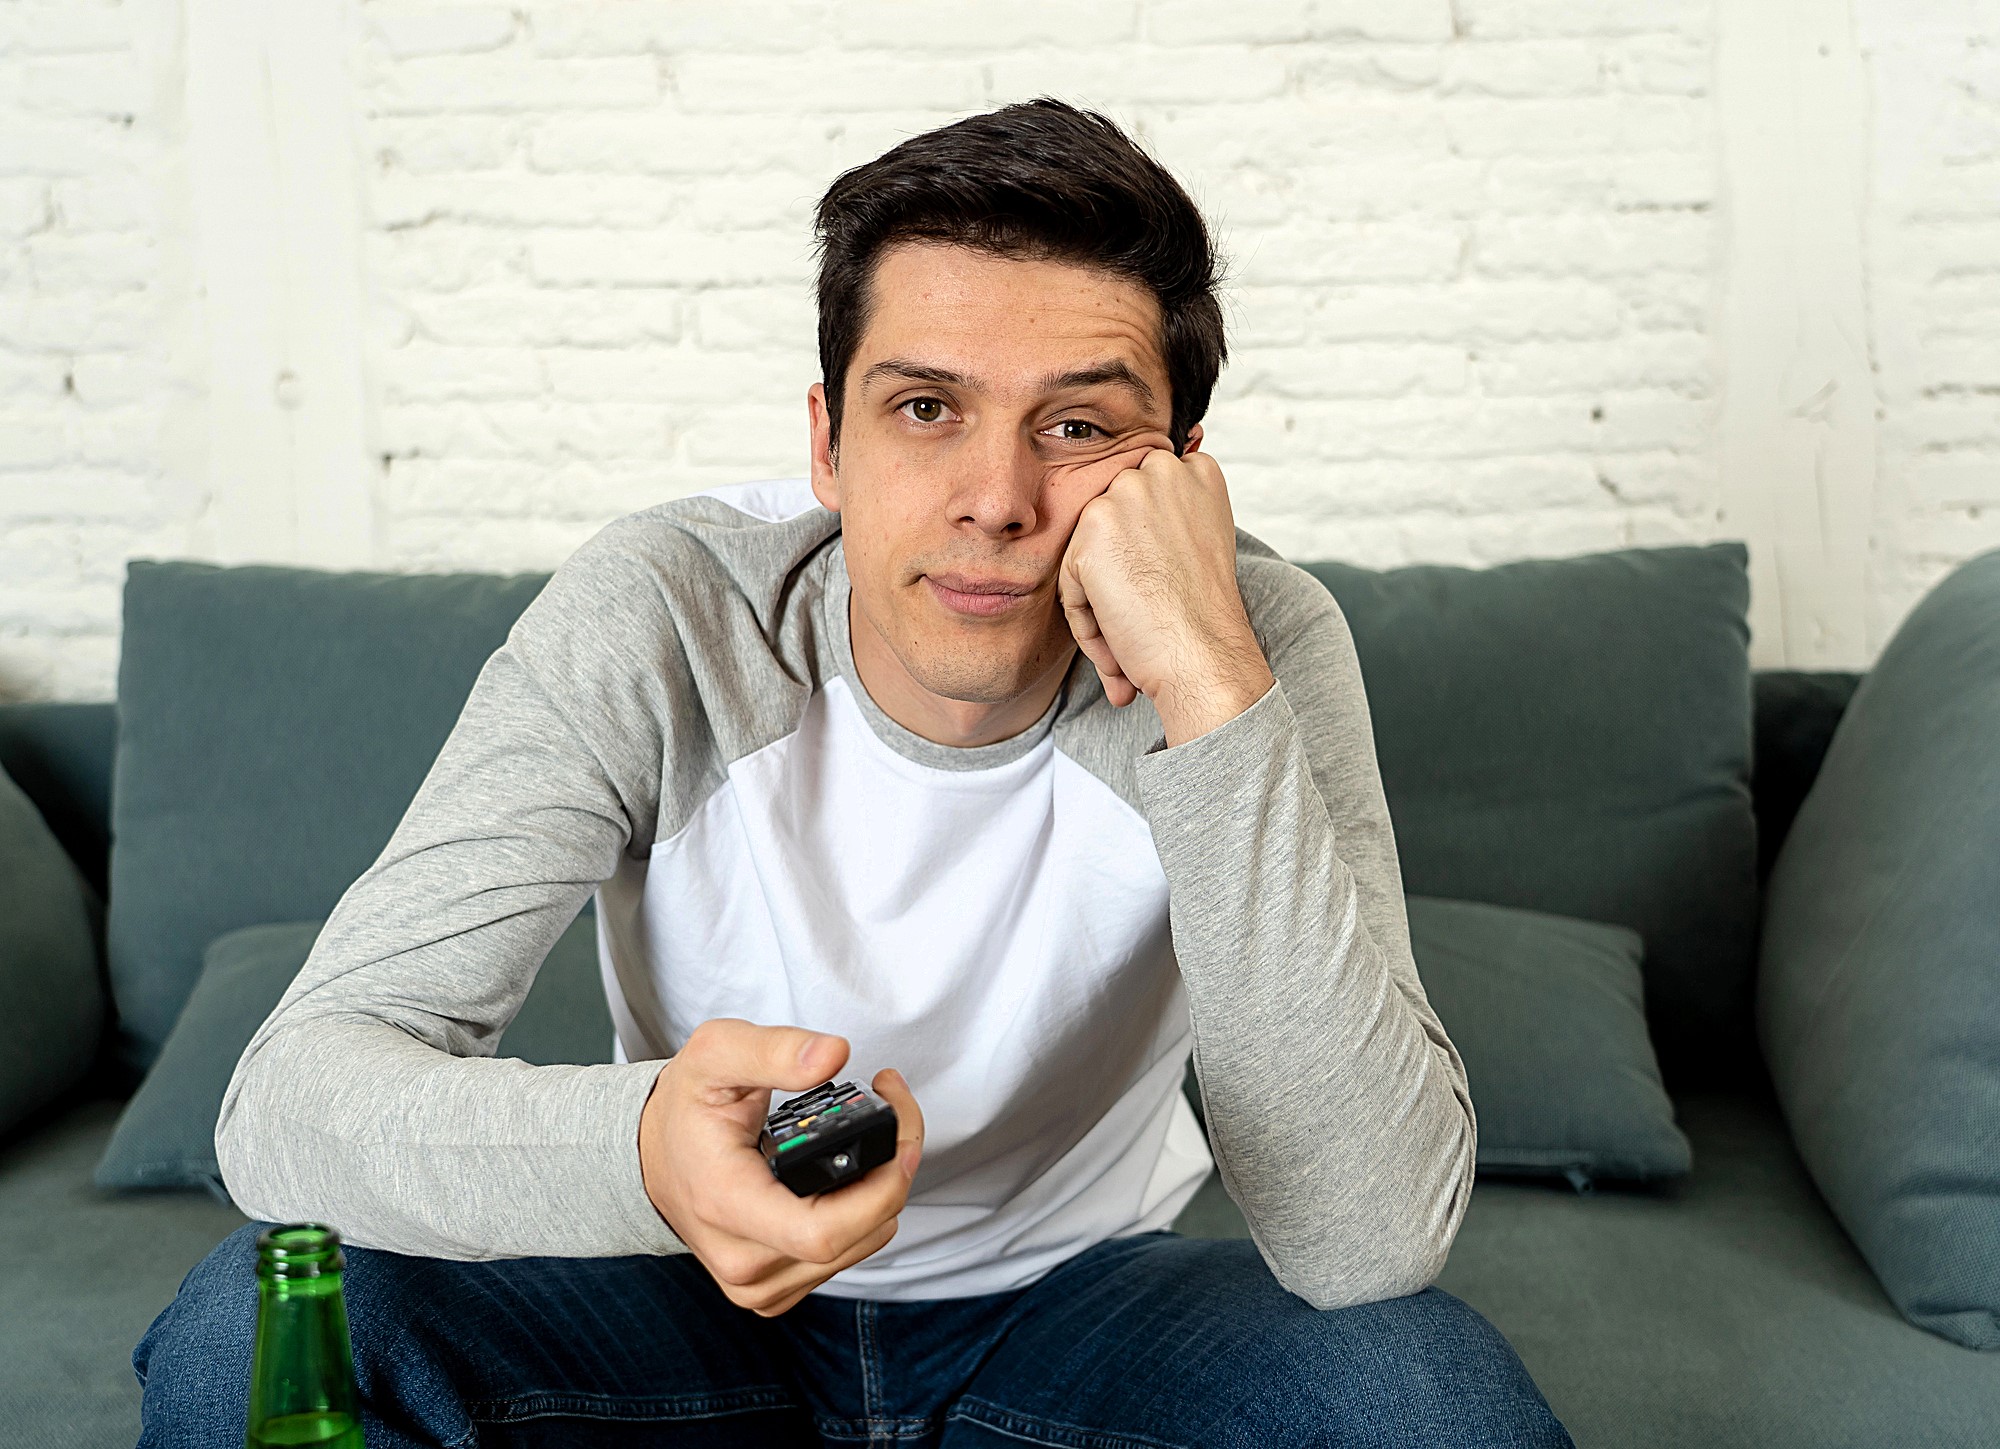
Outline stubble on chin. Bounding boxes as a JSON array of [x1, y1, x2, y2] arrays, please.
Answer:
[[891, 607, 1076, 707]]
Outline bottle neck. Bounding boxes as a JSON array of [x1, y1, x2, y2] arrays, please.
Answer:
[[256, 1223, 346, 1282], [246, 1225, 363, 1448], [258, 1272, 347, 1304]]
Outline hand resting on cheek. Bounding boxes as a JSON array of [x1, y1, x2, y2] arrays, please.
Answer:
[[1056, 443, 1277, 747]]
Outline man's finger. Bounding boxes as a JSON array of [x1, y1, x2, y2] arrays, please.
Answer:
[[1181, 450, 1227, 491], [1061, 593, 1119, 683], [870, 1067, 925, 1180], [749, 1215, 903, 1318], [710, 1119, 913, 1263], [1061, 594, 1137, 706], [1059, 528, 1136, 705], [1103, 436, 1176, 476]]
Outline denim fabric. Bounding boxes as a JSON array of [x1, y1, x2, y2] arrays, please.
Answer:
[[136, 1225, 1573, 1448]]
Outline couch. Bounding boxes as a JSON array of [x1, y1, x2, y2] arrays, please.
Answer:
[[2, 539, 1996, 1448]]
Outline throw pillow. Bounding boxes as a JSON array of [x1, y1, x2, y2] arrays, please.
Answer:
[[1300, 544, 1756, 1085], [1757, 547, 2000, 1350], [1407, 895, 1689, 1188], [95, 911, 612, 1196], [0, 761, 103, 1135], [106, 560, 549, 1068]]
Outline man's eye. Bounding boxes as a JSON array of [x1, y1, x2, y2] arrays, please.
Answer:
[[903, 398, 948, 424], [1054, 419, 1101, 441]]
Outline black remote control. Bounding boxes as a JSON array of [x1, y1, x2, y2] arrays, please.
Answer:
[[760, 1080, 900, 1196]]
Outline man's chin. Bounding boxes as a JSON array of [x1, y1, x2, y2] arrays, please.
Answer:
[[895, 635, 1075, 708], [900, 658, 1050, 707]]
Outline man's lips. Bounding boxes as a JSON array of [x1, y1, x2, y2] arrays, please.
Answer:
[[922, 572, 1040, 619]]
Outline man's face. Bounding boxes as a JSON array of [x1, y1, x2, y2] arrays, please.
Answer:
[[808, 243, 1190, 708]]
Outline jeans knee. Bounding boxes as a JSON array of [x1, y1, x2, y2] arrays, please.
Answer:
[[1305, 1286, 1574, 1448], [135, 1222, 265, 1449], [137, 1222, 474, 1449]]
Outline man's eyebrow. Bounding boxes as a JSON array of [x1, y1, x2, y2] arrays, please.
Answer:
[[857, 356, 1158, 409], [859, 359, 974, 391], [1036, 360, 1156, 408]]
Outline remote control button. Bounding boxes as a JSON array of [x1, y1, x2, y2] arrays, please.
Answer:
[[777, 1135, 810, 1152], [831, 1153, 852, 1170]]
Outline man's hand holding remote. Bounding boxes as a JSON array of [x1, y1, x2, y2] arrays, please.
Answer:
[[638, 1018, 925, 1317]]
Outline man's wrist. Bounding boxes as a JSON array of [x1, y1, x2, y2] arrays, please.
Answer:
[[1151, 628, 1276, 748]]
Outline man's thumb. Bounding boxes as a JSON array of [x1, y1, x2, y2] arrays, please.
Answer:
[[680, 1018, 851, 1091]]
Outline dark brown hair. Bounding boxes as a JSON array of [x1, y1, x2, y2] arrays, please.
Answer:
[[813, 98, 1227, 456]]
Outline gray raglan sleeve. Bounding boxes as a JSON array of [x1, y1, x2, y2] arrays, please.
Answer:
[[1134, 567, 1477, 1309], [214, 525, 698, 1261]]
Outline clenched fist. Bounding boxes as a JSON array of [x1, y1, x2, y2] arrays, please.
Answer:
[[638, 1018, 924, 1316], [1058, 445, 1275, 746]]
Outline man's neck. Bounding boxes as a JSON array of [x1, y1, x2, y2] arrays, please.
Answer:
[[847, 595, 1073, 749]]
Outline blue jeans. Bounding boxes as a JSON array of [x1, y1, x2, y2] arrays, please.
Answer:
[[136, 1223, 1572, 1447]]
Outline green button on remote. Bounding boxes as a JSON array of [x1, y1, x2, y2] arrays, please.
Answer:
[[759, 1080, 899, 1196]]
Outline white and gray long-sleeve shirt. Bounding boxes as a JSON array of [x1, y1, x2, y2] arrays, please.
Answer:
[[216, 478, 1476, 1307]]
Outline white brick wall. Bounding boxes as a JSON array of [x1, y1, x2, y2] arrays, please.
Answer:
[[0, 0, 1992, 700], [1856, 0, 2000, 645], [0, 0, 195, 699], [364, 0, 1723, 581]]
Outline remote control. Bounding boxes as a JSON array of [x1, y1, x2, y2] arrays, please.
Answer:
[[760, 1080, 900, 1197]]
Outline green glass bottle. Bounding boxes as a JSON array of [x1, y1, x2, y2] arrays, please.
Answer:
[[245, 1223, 366, 1448]]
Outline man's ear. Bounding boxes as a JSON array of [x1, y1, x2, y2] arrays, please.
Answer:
[[808, 382, 841, 512], [1181, 422, 1204, 457]]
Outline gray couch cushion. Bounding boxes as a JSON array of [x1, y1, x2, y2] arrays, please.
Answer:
[[1178, 1089, 2000, 1447], [1300, 544, 1756, 1085], [0, 1097, 246, 1449], [96, 913, 612, 1196], [1757, 547, 2000, 1350], [1407, 896, 1688, 1187], [1448, 1089, 2000, 1447], [107, 561, 548, 1068], [0, 761, 104, 1136]]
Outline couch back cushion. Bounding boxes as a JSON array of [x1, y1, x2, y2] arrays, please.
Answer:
[[0, 701, 119, 897], [107, 561, 549, 1067], [1301, 543, 1756, 1084], [1751, 671, 1864, 885], [0, 761, 104, 1135], [1757, 546, 2000, 1350]]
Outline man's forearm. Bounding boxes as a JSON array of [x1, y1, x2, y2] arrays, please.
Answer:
[[219, 1010, 684, 1260], [214, 769, 689, 1260], [1138, 678, 1477, 1310]]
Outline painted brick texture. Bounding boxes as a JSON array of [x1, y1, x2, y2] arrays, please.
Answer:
[[0, 1, 1991, 700], [364, 1, 1721, 584], [1856, 0, 2000, 643], [0, 0, 193, 700]]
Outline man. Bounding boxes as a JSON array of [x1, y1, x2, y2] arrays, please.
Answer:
[[137, 100, 1573, 1446]]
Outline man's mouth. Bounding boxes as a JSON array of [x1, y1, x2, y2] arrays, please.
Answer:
[[922, 571, 1039, 619]]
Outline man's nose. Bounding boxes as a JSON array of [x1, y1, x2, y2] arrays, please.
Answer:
[[946, 429, 1041, 539]]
